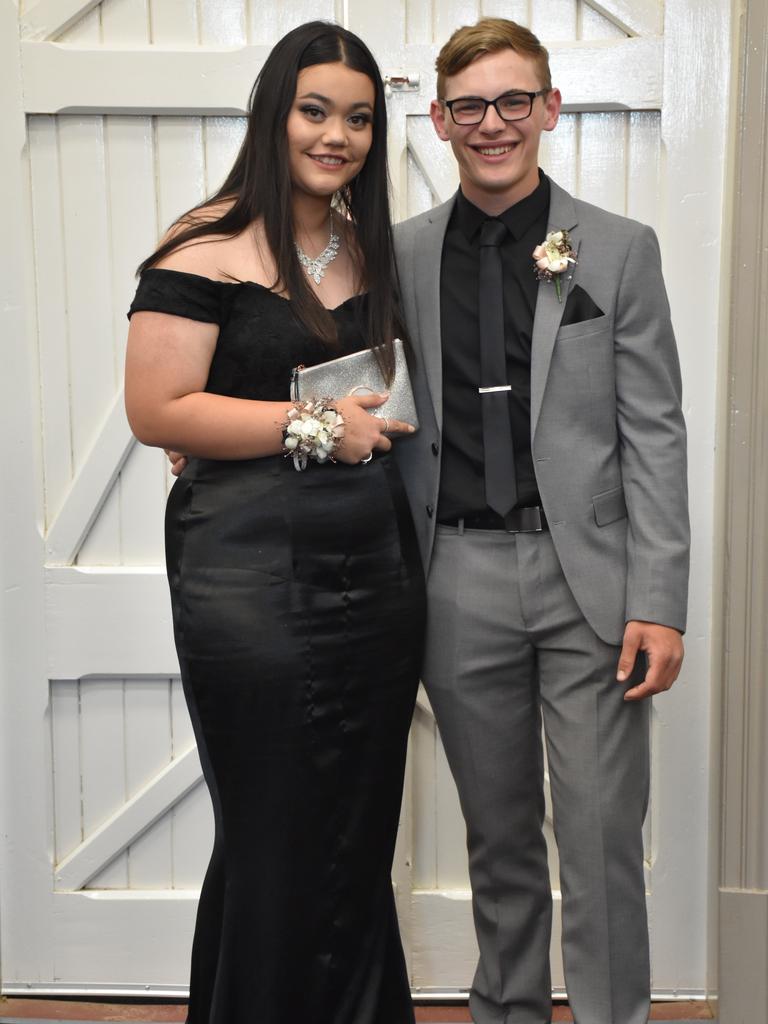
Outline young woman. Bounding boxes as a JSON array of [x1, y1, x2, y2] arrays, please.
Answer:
[[124, 22, 424, 1024]]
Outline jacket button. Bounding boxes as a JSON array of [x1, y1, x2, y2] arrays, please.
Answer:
[[426, 504, 434, 518], [431, 441, 439, 456]]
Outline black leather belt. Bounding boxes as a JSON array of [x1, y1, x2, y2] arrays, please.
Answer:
[[439, 506, 548, 533]]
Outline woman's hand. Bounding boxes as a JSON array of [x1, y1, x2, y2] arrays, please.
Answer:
[[333, 392, 415, 464]]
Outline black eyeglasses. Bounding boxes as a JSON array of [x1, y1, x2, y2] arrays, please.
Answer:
[[443, 89, 547, 126]]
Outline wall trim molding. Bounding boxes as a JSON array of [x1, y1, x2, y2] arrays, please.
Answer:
[[718, 0, 768, 1018]]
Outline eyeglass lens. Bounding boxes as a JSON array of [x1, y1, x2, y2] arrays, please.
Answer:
[[450, 92, 534, 124]]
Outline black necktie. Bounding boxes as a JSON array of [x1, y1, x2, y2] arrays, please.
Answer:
[[479, 219, 517, 517]]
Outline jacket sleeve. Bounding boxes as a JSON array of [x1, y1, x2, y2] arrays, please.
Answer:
[[614, 224, 690, 632]]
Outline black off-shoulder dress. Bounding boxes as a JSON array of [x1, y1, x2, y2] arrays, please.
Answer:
[[128, 270, 425, 1024]]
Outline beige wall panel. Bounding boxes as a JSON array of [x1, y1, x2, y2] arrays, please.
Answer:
[[406, 0, 431, 45], [100, 0, 150, 42], [538, 112, 578, 192], [482, 1, 529, 24], [626, 111, 661, 228], [199, 0, 245, 46], [348, 0, 405, 50], [203, 117, 246, 196], [118, 445, 166, 566], [28, 116, 73, 525], [80, 679, 129, 888], [125, 679, 173, 888], [104, 113, 166, 565], [78, 484, 121, 565], [56, 117, 117, 459], [531, 0, 577, 40], [248, 0, 338, 44], [434, 0, 480, 43], [579, 0, 625, 38], [154, 117, 206, 235], [578, 111, 627, 214], [60, 3, 101, 41], [51, 680, 84, 863], [171, 784, 213, 888], [411, 704, 438, 888], [170, 679, 213, 888], [149, 0, 198, 45], [407, 149, 436, 217]]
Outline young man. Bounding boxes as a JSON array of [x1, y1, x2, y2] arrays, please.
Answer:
[[393, 18, 689, 1024]]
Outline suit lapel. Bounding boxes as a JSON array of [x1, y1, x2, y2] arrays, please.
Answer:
[[412, 197, 455, 431], [530, 180, 580, 438]]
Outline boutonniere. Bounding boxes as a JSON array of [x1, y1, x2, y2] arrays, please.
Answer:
[[532, 229, 577, 302]]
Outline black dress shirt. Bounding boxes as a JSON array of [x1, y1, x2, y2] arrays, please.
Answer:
[[437, 173, 550, 520]]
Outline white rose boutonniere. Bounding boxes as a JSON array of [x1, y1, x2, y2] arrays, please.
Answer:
[[532, 229, 578, 302]]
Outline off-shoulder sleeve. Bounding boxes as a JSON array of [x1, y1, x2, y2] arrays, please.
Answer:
[[127, 268, 225, 324]]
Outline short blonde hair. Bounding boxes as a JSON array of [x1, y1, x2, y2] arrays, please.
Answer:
[[435, 18, 551, 99]]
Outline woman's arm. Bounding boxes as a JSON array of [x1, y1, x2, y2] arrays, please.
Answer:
[[124, 309, 411, 463], [125, 309, 292, 459]]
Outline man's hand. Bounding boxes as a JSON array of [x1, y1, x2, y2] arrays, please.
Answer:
[[616, 620, 684, 701], [165, 449, 188, 476]]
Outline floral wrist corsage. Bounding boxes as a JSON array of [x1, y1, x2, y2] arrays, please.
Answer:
[[532, 229, 578, 301], [282, 399, 345, 471]]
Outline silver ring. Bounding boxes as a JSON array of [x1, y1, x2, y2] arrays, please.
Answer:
[[382, 418, 390, 433], [361, 452, 374, 464]]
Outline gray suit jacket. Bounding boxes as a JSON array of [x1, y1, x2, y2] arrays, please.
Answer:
[[393, 179, 689, 646]]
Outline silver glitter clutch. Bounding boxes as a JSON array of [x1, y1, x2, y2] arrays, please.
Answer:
[[290, 338, 419, 430]]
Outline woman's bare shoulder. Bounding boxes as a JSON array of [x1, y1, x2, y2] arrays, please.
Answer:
[[154, 199, 254, 280]]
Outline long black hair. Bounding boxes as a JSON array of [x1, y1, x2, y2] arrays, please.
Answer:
[[139, 21, 406, 380]]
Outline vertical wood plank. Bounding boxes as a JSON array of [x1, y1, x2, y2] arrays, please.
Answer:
[[172, 784, 214, 888], [100, 0, 150, 42], [406, 148, 436, 218], [58, 4, 102, 42], [170, 678, 212, 887], [125, 678, 173, 888], [406, 0, 431, 45], [203, 117, 246, 197], [531, 0, 576, 41], [540, 112, 578, 194], [481, 0, 530, 24], [626, 111, 661, 231], [247, 1, 336, 45], [51, 681, 83, 865], [199, 0, 245, 46], [104, 113, 165, 566], [434, 1, 481, 45], [149, 0, 199, 44], [154, 117, 206, 238], [411, 705, 438, 888], [27, 116, 73, 527], [577, 111, 627, 214], [347, 0, 404, 50], [579, 0, 626, 39], [80, 678, 128, 888], [435, 729, 469, 887], [56, 114, 121, 564]]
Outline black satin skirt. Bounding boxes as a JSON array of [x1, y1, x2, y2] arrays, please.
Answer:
[[165, 452, 425, 1024]]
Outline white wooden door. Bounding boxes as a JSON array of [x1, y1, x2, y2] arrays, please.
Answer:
[[1, 0, 726, 1000]]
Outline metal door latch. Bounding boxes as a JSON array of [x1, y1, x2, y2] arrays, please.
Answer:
[[384, 73, 421, 97]]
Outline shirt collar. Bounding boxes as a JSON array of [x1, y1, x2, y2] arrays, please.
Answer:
[[454, 171, 551, 243]]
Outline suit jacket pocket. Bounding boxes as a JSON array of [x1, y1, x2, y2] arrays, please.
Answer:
[[556, 313, 610, 341], [592, 485, 627, 526]]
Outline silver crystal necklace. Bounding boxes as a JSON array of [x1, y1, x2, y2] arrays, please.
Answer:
[[295, 215, 341, 284]]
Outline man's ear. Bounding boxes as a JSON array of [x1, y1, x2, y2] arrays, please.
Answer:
[[543, 87, 562, 132], [430, 99, 451, 140]]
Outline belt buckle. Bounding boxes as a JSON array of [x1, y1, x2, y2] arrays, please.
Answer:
[[502, 507, 544, 533]]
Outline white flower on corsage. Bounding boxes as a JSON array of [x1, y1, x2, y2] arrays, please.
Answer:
[[532, 229, 578, 302], [282, 399, 345, 471]]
